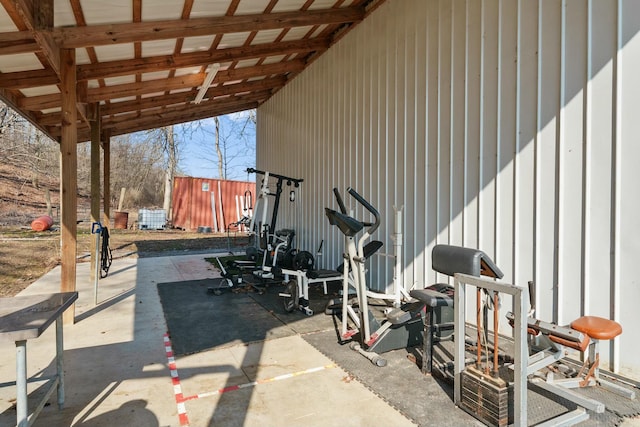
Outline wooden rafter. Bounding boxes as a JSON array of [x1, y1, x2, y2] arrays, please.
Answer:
[[0, 0, 386, 318], [0, 0, 384, 140], [51, 7, 364, 48], [19, 59, 302, 111]]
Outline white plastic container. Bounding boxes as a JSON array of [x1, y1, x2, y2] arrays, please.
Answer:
[[138, 209, 166, 230]]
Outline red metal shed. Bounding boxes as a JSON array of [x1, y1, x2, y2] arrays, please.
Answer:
[[172, 176, 255, 232]]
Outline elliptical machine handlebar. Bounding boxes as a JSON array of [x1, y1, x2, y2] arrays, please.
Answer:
[[333, 188, 348, 214], [346, 187, 380, 235]]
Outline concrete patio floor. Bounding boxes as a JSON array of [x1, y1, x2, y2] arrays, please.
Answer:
[[0, 253, 418, 427], [1, 251, 639, 427]]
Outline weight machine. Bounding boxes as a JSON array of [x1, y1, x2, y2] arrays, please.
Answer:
[[242, 168, 303, 281], [208, 169, 303, 295], [452, 274, 635, 426]]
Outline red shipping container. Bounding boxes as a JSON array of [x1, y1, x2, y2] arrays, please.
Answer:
[[172, 177, 255, 232]]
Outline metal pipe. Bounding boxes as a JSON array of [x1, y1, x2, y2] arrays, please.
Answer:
[[92, 222, 101, 305], [493, 291, 499, 376], [476, 288, 482, 369], [16, 340, 27, 427], [56, 316, 65, 409]]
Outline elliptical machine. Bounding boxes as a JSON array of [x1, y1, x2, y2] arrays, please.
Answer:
[[325, 187, 424, 367]]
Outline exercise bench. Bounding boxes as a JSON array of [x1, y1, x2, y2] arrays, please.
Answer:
[[410, 244, 503, 374]]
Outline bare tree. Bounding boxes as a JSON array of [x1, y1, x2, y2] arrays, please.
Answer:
[[162, 127, 178, 217], [214, 117, 224, 179], [191, 111, 256, 180], [0, 101, 254, 218], [108, 133, 166, 209]]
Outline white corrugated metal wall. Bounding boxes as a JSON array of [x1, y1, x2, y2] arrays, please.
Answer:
[[256, 0, 640, 378]]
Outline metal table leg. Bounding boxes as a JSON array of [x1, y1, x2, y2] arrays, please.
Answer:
[[56, 316, 65, 409], [16, 340, 27, 427]]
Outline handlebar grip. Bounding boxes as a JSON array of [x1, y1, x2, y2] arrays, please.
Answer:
[[346, 187, 380, 234], [333, 188, 347, 214]]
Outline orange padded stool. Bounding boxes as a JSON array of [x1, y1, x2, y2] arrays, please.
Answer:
[[570, 316, 622, 388], [517, 313, 634, 416]]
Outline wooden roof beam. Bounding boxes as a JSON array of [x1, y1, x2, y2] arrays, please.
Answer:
[[0, 87, 52, 137], [37, 77, 285, 125], [54, 7, 364, 48], [69, 99, 261, 142], [105, 100, 261, 139], [0, 69, 59, 89], [77, 38, 325, 81], [9, 0, 60, 77], [20, 58, 300, 111], [49, 91, 267, 140], [100, 76, 286, 116], [102, 91, 270, 128], [0, 31, 39, 55], [2, 39, 317, 89]]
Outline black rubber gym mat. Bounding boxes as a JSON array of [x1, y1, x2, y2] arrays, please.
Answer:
[[157, 277, 639, 426], [157, 279, 296, 356], [302, 330, 637, 427]]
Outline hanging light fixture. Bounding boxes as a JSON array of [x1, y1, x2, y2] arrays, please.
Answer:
[[193, 63, 220, 104]]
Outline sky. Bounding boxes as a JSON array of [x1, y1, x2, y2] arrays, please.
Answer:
[[177, 110, 256, 182]]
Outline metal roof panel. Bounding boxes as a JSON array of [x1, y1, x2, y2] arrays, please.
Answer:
[[142, 0, 184, 21], [181, 35, 217, 54], [142, 39, 179, 57], [0, 0, 379, 140], [0, 53, 43, 73], [94, 44, 135, 62], [80, 0, 133, 25], [190, 0, 231, 18]]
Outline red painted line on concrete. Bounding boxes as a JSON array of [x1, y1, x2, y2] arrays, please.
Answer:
[[164, 333, 190, 427], [182, 364, 337, 402], [164, 332, 337, 426]]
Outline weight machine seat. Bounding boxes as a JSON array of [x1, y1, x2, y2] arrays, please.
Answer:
[[308, 269, 343, 280], [410, 283, 454, 308], [571, 316, 622, 341]]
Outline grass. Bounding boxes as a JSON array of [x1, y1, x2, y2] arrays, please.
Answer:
[[0, 226, 253, 297]]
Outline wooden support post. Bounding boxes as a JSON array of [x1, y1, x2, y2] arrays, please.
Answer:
[[90, 105, 101, 282], [60, 48, 77, 324], [45, 189, 52, 217], [118, 188, 126, 212], [103, 131, 111, 228]]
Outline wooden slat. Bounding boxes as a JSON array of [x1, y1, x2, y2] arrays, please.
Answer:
[[76, 38, 326, 81], [21, 59, 302, 111], [100, 76, 285, 116], [105, 100, 261, 138], [51, 93, 265, 141], [0, 69, 60, 89], [102, 91, 270, 129], [0, 0, 384, 144], [54, 7, 364, 48], [10, 0, 60, 76], [0, 31, 39, 55], [26, 67, 292, 116]]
